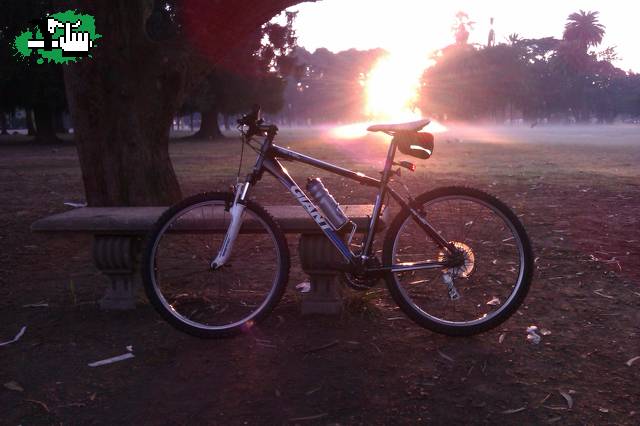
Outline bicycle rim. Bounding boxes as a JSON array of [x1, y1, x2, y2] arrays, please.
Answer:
[[390, 194, 527, 327], [148, 199, 283, 332]]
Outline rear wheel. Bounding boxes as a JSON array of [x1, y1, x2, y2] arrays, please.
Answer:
[[383, 187, 533, 336], [142, 192, 290, 338]]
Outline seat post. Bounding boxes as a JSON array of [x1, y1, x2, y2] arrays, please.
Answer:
[[381, 134, 398, 182], [363, 135, 397, 256]]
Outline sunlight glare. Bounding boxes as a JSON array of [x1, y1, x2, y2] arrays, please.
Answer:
[[365, 52, 431, 122], [330, 49, 448, 140], [330, 122, 370, 139]]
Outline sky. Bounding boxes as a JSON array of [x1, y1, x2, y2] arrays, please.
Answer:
[[288, 0, 640, 72]]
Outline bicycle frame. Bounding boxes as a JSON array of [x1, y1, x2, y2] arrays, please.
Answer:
[[236, 129, 457, 274]]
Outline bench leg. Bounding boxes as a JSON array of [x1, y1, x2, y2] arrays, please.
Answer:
[[92, 236, 139, 310], [298, 234, 346, 315]]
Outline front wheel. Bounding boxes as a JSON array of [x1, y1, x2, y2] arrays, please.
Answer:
[[383, 187, 533, 336], [142, 192, 290, 338]]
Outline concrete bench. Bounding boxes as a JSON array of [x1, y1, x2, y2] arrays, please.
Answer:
[[32, 205, 383, 314]]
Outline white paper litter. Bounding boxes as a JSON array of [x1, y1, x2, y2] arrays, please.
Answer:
[[296, 282, 311, 293], [88, 352, 135, 367], [526, 325, 541, 344], [64, 201, 87, 208], [0, 326, 26, 347]]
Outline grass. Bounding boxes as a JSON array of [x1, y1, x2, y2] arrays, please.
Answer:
[[1, 124, 639, 424]]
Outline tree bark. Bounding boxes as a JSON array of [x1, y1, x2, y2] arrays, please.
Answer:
[[193, 107, 223, 139]]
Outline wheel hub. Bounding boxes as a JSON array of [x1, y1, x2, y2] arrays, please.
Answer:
[[439, 242, 475, 278]]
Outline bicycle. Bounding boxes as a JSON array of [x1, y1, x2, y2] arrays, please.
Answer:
[[142, 105, 533, 338]]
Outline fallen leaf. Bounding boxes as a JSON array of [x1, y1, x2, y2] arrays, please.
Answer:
[[289, 413, 328, 422], [559, 391, 573, 409], [24, 399, 49, 412], [499, 333, 506, 344], [88, 352, 135, 367], [625, 356, 640, 367], [437, 350, 454, 363], [502, 405, 527, 414], [3, 381, 24, 392], [593, 289, 615, 300], [302, 340, 339, 354], [487, 297, 501, 306], [22, 302, 49, 308], [305, 386, 322, 396], [599, 408, 609, 413], [0, 326, 27, 347]]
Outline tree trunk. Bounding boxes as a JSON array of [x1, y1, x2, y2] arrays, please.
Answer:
[[64, 1, 185, 206], [25, 109, 35, 136], [193, 107, 223, 139], [33, 105, 60, 143], [54, 110, 66, 134], [0, 112, 7, 135]]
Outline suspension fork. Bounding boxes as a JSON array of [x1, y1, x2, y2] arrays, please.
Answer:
[[210, 182, 250, 269]]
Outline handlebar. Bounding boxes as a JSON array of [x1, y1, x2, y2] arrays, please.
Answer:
[[237, 104, 278, 138]]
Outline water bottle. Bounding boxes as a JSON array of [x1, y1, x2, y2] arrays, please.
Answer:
[[306, 177, 349, 230]]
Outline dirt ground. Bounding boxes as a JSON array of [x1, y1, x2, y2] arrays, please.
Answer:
[[1, 125, 639, 425]]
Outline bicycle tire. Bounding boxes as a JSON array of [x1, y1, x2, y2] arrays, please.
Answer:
[[383, 186, 533, 336], [142, 192, 290, 338]]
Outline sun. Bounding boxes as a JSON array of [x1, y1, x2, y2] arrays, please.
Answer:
[[330, 49, 447, 140], [365, 52, 432, 122]]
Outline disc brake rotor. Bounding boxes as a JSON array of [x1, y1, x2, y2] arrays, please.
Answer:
[[438, 241, 476, 278]]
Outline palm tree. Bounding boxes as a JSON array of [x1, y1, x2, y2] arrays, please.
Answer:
[[506, 33, 522, 47], [563, 10, 605, 51], [452, 11, 475, 45]]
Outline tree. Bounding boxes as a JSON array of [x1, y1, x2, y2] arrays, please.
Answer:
[[62, 0, 314, 206], [187, 11, 297, 140], [418, 9, 640, 124], [281, 47, 385, 124], [452, 11, 475, 45], [563, 10, 605, 52], [506, 33, 522, 47]]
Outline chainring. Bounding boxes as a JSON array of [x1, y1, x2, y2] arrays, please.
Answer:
[[342, 257, 382, 291]]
